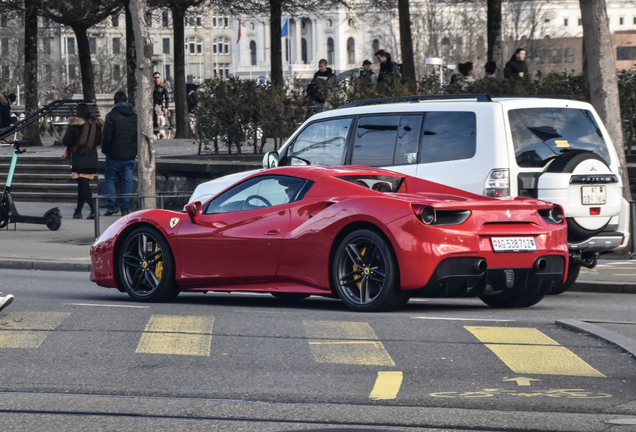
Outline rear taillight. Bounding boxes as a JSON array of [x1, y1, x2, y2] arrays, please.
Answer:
[[551, 204, 564, 223], [484, 168, 510, 198], [411, 204, 435, 224]]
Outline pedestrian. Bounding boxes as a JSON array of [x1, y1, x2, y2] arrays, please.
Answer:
[[307, 59, 334, 111], [153, 72, 170, 129], [0, 294, 13, 313], [360, 59, 377, 85], [375, 49, 401, 84], [63, 103, 104, 220], [102, 91, 138, 217], [155, 105, 166, 139], [484, 61, 497, 79], [0, 93, 17, 129], [458, 62, 476, 83], [504, 48, 528, 79]]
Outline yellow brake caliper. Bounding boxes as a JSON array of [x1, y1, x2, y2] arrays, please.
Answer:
[[154, 244, 163, 280], [352, 247, 367, 291]]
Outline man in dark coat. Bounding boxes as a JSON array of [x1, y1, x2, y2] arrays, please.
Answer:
[[102, 91, 138, 216], [375, 50, 401, 84], [307, 59, 334, 111], [153, 72, 170, 128], [504, 48, 528, 79], [0, 93, 17, 129], [360, 59, 377, 85]]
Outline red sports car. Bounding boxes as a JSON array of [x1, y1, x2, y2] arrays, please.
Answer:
[[90, 166, 568, 312]]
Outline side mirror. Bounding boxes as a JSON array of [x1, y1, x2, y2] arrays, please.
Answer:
[[185, 201, 203, 222], [263, 151, 279, 169]]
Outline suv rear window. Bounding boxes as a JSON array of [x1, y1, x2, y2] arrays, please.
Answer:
[[508, 108, 610, 168]]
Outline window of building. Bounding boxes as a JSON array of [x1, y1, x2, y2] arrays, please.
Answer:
[[67, 37, 75, 55], [544, 18, 550, 23], [165, 65, 170, 80], [89, 37, 96, 54], [189, 37, 195, 54], [224, 17, 229, 27], [43, 37, 51, 55], [146, 12, 152, 27], [197, 16, 202, 27], [197, 39, 203, 54], [212, 16, 217, 27], [0, 14, 7, 27], [566, 48, 574, 63], [189, 16, 196, 27], [327, 38, 334, 64], [620, 17, 624, 25], [634, 17, 636, 25], [250, 40, 257, 65], [579, 18, 582, 26], [113, 37, 120, 55], [162, 11, 169, 28], [372, 39, 380, 54], [301, 38, 308, 63], [347, 37, 355, 64], [213, 37, 230, 55], [43, 17, 51, 27], [113, 64, 121, 81], [112, 14, 119, 27], [163, 38, 170, 54], [1, 38, 8, 56], [617, 46, 636, 60], [420, 112, 477, 164], [564, 18, 568, 26]]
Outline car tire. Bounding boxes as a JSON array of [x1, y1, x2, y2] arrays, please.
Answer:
[[332, 229, 409, 312], [479, 294, 545, 308], [118, 226, 179, 302], [549, 262, 581, 295], [271, 293, 311, 301], [546, 150, 611, 242]]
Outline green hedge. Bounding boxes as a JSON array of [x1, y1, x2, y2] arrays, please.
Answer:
[[193, 72, 636, 155]]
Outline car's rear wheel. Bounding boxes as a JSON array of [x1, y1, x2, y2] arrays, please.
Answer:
[[118, 226, 179, 302], [332, 229, 408, 312], [549, 262, 581, 295], [479, 294, 545, 308], [271, 293, 311, 301]]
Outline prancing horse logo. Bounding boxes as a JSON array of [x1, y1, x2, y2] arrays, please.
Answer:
[[506, 209, 511, 219], [170, 218, 180, 228]]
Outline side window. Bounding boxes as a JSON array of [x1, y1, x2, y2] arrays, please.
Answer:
[[206, 176, 308, 214], [351, 115, 400, 167], [394, 114, 422, 165], [419, 112, 476, 164], [287, 118, 352, 166]]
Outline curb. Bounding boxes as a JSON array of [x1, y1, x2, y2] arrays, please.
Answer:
[[569, 281, 636, 294], [0, 259, 91, 272], [556, 319, 636, 360]]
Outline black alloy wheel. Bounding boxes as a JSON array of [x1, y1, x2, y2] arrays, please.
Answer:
[[119, 226, 179, 302]]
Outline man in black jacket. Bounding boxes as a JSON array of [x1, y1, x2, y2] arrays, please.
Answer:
[[504, 48, 528, 79], [153, 72, 170, 128], [375, 50, 401, 84], [0, 93, 17, 129], [102, 91, 138, 216]]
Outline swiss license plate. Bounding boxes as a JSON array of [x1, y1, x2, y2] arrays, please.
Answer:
[[491, 237, 537, 252], [581, 186, 606, 205]]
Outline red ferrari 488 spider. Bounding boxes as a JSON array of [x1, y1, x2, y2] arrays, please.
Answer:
[[90, 166, 568, 312]]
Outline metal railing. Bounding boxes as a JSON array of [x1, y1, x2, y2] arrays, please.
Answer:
[[93, 191, 193, 238]]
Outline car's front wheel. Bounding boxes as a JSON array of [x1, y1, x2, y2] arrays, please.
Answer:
[[332, 229, 408, 312], [118, 226, 179, 302]]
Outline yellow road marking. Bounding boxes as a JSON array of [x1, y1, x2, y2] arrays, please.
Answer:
[[303, 321, 395, 366], [0, 312, 70, 349], [136, 315, 214, 356], [465, 326, 605, 378], [370, 371, 403, 400]]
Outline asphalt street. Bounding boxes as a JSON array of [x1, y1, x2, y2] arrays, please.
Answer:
[[0, 269, 635, 431]]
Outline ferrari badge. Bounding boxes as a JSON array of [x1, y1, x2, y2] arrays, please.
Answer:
[[169, 218, 180, 228]]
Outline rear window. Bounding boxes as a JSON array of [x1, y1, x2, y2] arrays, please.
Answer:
[[337, 175, 404, 192], [508, 108, 610, 168]]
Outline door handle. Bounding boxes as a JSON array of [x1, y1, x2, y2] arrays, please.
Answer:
[[266, 229, 280, 235]]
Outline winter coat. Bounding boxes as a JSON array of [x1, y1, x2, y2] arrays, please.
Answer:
[[63, 117, 104, 174], [377, 60, 401, 84], [308, 68, 334, 103], [102, 103, 138, 161], [0, 94, 16, 129], [153, 82, 170, 109], [504, 56, 528, 79]]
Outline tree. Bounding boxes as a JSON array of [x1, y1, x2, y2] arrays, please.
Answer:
[[580, 0, 632, 200], [128, 0, 156, 208], [39, 0, 123, 101], [487, 0, 502, 71], [24, 0, 41, 146], [397, 0, 415, 87]]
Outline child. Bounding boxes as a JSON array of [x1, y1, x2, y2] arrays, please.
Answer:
[[155, 105, 166, 139]]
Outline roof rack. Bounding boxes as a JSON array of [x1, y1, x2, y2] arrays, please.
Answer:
[[339, 94, 492, 109], [494, 95, 577, 101]]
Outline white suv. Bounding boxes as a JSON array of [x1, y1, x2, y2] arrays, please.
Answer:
[[190, 95, 631, 293]]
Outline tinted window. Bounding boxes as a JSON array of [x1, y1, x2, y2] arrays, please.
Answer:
[[394, 115, 422, 165], [338, 175, 404, 192], [419, 112, 476, 163], [351, 115, 400, 166], [206, 175, 308, 214], [287, 118, 351, 166], [509, 108, 610, 168]]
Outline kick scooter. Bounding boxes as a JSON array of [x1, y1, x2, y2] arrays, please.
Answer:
[[0, 140, 62, 230]]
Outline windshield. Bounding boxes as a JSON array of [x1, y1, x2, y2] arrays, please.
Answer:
[[508, 108, 610, 168]]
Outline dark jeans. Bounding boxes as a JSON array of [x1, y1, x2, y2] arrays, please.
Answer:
[[104, 156, 135, 209]]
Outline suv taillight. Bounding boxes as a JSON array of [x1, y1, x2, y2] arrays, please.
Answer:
[[484, 169, 510, 198]]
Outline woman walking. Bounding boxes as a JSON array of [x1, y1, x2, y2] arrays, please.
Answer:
[[63, 103, 104, 219]]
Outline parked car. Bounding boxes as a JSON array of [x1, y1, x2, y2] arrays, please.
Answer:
[[92, 166, 568, 312], [189, 94, 630, 294]]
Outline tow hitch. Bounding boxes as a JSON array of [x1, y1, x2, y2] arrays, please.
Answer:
[[570, 251, 599, 269]]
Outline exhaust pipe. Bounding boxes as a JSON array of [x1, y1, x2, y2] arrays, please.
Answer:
[[533, 258, 547, 272], [474, 259, 487, 274]]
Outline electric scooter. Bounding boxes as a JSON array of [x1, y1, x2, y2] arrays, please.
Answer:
[[0, 140, 62, 230]]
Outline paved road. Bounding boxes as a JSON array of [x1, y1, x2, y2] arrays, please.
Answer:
[[1, 269, 635, 431]]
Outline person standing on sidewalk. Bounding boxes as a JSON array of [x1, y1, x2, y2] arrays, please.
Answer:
[[63, 103, 104, 220], [153, 72, 170, 130], [102, 91, 138, 216], [0, 294, 13, 313]]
